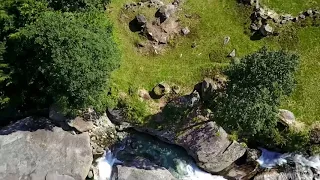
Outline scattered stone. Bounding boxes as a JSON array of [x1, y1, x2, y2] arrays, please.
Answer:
[[87, 170, 94, 179], [224, 36, 230, 45], [138, 89, 151, 100], [280, 20, 287, 24], [181, 27, 190, 35], [250, 23, 259, 31], [68, 116, 94, 132], [307, 9, 313, 16], [136, 14, 147, 27], [189, 91, 201, 107], [152, 82, 170, 97], [228, 49, 236, 58], [278, 109, 295, 126], [191, 42, 197, 48], [185, 14, 192, 18], [157, 4, 176, 22], [299, 14, 306, 19], [259, 24, 273, 36], [171, 85, 181, 94]]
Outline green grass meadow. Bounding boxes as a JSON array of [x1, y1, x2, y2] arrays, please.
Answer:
[[108, 0, 320, 124]]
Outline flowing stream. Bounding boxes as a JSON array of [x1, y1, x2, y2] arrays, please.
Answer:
[[257, 148, 320, 180], [95, 131, 226, 180], [95, 131, 319, 180]]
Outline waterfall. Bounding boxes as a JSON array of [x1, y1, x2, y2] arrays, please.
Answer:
[[96, 146, 226, 180], [176, 160, 227, 180], [95, 146, 125, 180], [257, 148, 320, 180]]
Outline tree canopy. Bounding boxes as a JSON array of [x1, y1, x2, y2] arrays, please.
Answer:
[[3, 11, 120, 112], [214, 48, 299, 139], [46, 0, 109, 11]]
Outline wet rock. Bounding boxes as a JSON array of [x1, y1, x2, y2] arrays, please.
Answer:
[[68, 116, 94, 132], [87, 170, 94, 179], [0, 122, 92, 180], [89, 113, 118, 155], [177, 121, 246, 173], [116, 164, 177, 180]]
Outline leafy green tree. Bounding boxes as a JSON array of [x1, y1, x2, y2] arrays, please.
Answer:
[[0, 0, 48, 40], [214, 48, 299, 139], [4, 11, 120, 112], [46, 0, 109, 11]]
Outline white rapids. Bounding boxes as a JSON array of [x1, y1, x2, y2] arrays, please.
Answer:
[[96, 148, 226, 180], [257, 148, 320, 180]]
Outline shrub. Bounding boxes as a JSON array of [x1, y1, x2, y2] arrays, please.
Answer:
[[46, 0, 109, 11], [214, 48, 299, 140], [4, 11, 120, 112], [0, 0, 48, 40]]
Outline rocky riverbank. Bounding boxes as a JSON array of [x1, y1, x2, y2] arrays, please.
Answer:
[[0, 104, 318, 180]]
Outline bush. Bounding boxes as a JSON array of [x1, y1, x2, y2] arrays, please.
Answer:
[[46, 0, 109, 11], [4, 11, 120, 112], [214, 48, 299, 140], [0, 0, 48, 40]]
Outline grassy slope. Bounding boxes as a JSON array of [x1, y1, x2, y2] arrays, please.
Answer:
[[108, 0, 278, 93], [262, 0, 320, 15], [282, 27, 320, 124], [108, 0, 320, 124]]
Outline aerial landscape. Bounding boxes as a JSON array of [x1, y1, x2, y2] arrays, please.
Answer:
[[0, 0, 319, 179]]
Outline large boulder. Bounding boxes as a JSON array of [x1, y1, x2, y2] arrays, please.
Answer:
[[116, 165, 176, 180], [136, 120, 246, 173], [0, 117, 92, 180], [279, 109, 295, 126], [68, 116, 94, 133], [157, 4, 176, 22], [176, 121, 246, 173]]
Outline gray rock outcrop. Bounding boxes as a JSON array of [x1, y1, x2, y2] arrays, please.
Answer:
[[157, 4, 176, 22], [116, 165, 176, 180], [0, 117, 92, 180], [135, 120, 246, 173], [278, 109, 295, 126], [176, 121, 246, 173], [68, 116, 94, 132]]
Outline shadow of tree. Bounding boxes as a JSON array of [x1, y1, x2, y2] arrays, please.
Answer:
[[0, 116, 60, 135]]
